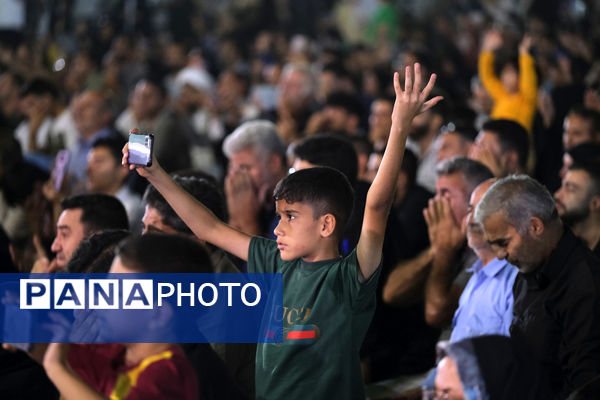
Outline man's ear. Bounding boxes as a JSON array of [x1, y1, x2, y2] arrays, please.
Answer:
[[320, 214, 337, 238], [528, 216, 545, 238]]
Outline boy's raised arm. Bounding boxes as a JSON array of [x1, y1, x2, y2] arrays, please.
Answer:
[[122, 141, 252, 261], [357, 64, 442, 282]]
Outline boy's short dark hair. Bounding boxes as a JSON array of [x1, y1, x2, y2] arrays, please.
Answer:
[[67, 229, 130, 273], [143, 176, 227, 234], [116, 233, 213, 273], [61, 194, 129, 236], [293, 134, 358, 186], [481, 119, 529, 170], [91, 136, 127, 165], [273, 167, 354, 239]]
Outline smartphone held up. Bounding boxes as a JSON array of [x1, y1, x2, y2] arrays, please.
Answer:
[[128, 133, 154, 167]]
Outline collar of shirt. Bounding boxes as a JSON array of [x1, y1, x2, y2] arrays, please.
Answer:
[[467, 257, 509, 277]]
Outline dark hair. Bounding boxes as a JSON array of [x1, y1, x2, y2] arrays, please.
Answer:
[[325, 91, 364, 118], [116, 234, 213, 273], [568, 105, 600, 138], [293, 134, 358, 186], [273, 167, 354, 238], [436, 157, 494, 196], [143, 176, 227, 234], [493, 48, 519, 77], [91, 136, 128, 165], [444, 107, 477, 142], [0, 136, 48, 206], [569, 161, 600, 196], [136, 77, 167, 98], [61, 194, 129, 236], [481, 119, 529, 169], [66, 229, 130, 273], [401, 148, 419, 189], [350, 136, 373, 157], [21, 77, 59, 99], [566, 142, 600, 164]]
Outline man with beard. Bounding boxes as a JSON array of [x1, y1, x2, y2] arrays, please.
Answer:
[[554, 162, 600, 256], [475, 175, 600, 398]]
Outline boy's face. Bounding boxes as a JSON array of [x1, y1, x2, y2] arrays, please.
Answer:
[[273, 199, 325, 262]]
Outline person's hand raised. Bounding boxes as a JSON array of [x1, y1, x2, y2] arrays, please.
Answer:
[[391, 63, 443, 132], [121, 128, 163, 181]]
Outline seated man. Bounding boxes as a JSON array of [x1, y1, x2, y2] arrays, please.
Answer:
[[86, 137, 144, 231], [383, 157, 494, 329], [428, 335, 543, 399], [34, 193, 129, 272], [469, 119, 529, 177], [222, 120, 287, 239], [562, 105, 600, 151], [554, 161, 600, 256], [475, 175, 600, 397], [447, 178, 517, 342]]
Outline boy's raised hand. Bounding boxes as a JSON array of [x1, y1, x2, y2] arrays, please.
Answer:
[[391, 63, 443, 131]]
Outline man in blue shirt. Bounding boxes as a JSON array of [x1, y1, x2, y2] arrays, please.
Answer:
[[450, 178, 517, 342]]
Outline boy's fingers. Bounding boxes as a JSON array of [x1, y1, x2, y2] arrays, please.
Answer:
[[393, 72, 402, 97], [413, 63, 422, 94], [420, 74, 438, 102], [404, 66, 412, 96], [420, 97, 444, 113]]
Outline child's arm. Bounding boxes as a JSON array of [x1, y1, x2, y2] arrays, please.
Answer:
[[478, 30, 506, 100], [518, 34, 537, 104], [43, 343, 108, 400], [357, 64, 442, 281], [122, 140, 252, 261]]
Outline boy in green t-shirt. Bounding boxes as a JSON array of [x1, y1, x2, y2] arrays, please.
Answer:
[[122, 64, 442, 399]]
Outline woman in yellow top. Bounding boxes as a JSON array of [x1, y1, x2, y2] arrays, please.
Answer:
[[478, 30, 537, 133]]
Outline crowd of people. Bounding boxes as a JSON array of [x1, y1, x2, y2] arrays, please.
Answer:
[[1, 0, 600, 399]]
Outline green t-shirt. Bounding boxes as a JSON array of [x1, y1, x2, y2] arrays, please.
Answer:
[[248, 236, 381, 400]]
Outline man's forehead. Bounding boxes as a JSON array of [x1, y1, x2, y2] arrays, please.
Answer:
[[231, 147, 261, 164], [58, 208, 83, 225], [565, 169, 591, 186], [436, 172, 465, 193], [482, 212, 511, 234]]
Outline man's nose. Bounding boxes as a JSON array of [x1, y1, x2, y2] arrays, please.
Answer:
[[50, 237, 60, 253]]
